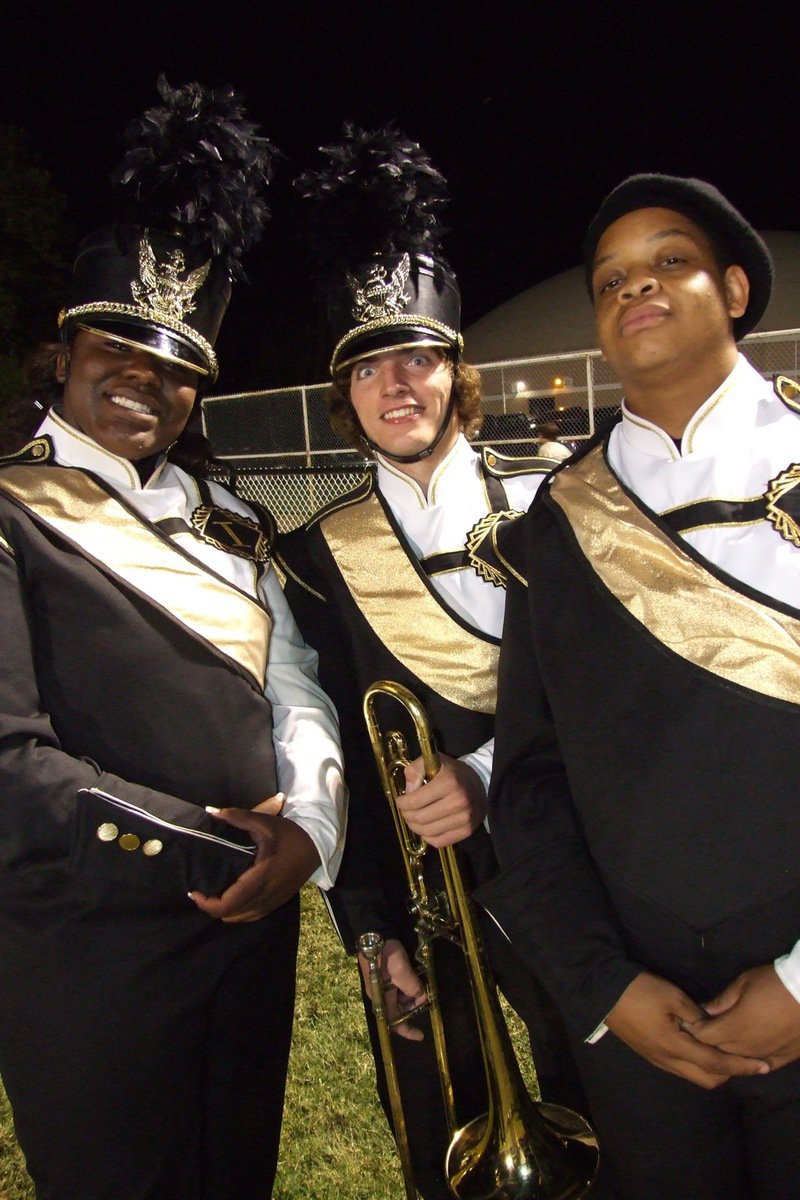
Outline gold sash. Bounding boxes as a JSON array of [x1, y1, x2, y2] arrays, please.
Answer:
[[0, 464, 271, 688], [551, 447, 800, 704], [321, 491, 498, 713]]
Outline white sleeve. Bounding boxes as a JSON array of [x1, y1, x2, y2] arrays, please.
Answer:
[[774, 940, 800, 1004], [460, 736, 493, 796], [260, 565, 347, 889]]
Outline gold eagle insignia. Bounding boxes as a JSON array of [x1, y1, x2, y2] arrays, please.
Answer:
[[131, 236, 211, 324], [349, 254, 411, 324]]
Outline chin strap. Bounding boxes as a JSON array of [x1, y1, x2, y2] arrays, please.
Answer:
[[359, 392, 456, 464]]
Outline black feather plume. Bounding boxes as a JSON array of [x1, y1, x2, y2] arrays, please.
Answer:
[[296, 123, 450, 279], [112, 75, 278, 278]]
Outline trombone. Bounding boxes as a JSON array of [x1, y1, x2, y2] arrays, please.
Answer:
[[360, 679, 599, 1200]]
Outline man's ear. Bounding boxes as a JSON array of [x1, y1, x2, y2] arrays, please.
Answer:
[[55, 347, 69, 384], [724, 265, 750, 322]]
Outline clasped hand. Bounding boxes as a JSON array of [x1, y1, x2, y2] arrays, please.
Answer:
[[687, 963, 800, 1071], [395, 754, 487, 847], [189, 793, 320, 923], [605, 969, 798, 1090]]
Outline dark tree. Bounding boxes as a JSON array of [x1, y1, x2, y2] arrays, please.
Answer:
[[0, 127, 69, 411]]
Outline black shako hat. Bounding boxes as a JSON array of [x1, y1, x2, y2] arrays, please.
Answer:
[[59, 76, 277, 381], [296, 124, 464, 376], [583, 173, 773, 341]]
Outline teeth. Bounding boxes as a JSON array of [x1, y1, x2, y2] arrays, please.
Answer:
[[383, 406, 420, 420], [109, 394, 156, 416]]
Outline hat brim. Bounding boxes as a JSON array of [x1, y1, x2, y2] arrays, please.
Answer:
[[331, 322, 462, 376], [73, 320, 210, 378], [334, 329, 457, 375]]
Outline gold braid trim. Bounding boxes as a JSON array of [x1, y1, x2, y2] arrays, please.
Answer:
[[60, 303, 218, 378], [330, 316, 463, 374]]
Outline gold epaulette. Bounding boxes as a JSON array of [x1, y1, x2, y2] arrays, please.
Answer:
[[0, 436, 53, 469], [775, 376, 800, 414], [481, 445, 559, 478], [304, 469, 374, 531]]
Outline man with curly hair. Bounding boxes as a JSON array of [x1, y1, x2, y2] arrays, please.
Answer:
[[277, 127, 592, 1200]]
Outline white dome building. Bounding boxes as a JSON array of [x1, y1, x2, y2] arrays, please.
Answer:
[[461, 233, 799, 449], [464, 232, 799, 361]]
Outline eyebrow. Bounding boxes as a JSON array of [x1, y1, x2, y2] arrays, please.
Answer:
[[593, 227, 694, 273]]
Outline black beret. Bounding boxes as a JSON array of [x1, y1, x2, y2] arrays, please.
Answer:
[[583, 174, 773, 340]]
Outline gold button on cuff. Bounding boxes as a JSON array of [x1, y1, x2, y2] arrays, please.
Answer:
[[97, 823, 119, 842], [118, 833, 141, 852], [142, 839, 163, 857]]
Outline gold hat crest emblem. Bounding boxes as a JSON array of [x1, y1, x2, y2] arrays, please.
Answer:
[[131, 236, 211, 323], [349, 253, 411, 324]]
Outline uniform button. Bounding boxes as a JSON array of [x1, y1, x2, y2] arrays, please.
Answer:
[[142, 839, 163, 857], [118, 833, 141, 852], [97, 823, 119, 842]]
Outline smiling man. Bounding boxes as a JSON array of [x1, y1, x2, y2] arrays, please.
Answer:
[[485, 175, 800, 1198], [277, 128, 591, 1199]]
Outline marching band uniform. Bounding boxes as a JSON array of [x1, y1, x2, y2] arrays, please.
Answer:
[[0, 413, 344, 1199], [279, 434, 549, 947], [278, 436, 579, 1197], [0, 80, 345, 1200], [287, 125, 594, 1198], [485, 176, 800, 1199]]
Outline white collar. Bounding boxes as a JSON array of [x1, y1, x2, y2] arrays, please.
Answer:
[[38, 409, 169, 491], [618, 355, 767, 461], [376, 436, 482, 511], [376, 434, 480, 510]]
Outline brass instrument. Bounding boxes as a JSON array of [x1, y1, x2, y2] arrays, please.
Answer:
[[360, 680, 599, 1200]]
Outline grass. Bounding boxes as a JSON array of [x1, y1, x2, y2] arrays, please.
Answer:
[[0, 885, 536, 1200]]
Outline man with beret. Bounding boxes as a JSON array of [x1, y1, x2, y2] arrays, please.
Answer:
[[483, 175, 800, 1198]]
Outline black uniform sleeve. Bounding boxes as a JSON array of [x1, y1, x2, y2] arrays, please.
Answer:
[[0, 540, 254, 905], [481, 519, 641, 1039]]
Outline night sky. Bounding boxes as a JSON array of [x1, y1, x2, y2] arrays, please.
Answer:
[[3, 2, 797, 391]]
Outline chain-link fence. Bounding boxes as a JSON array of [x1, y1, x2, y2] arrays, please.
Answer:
[[204, 329, 800, 530]]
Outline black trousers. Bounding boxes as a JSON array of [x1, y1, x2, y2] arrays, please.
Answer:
[[0, 893, 299, 1200], [566, 890, 800, 1200], [573, 1031, 800, 1200], [360, 910, 593, 1200]]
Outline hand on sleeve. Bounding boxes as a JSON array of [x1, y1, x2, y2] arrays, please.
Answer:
[[189, 803, 320, 923]]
